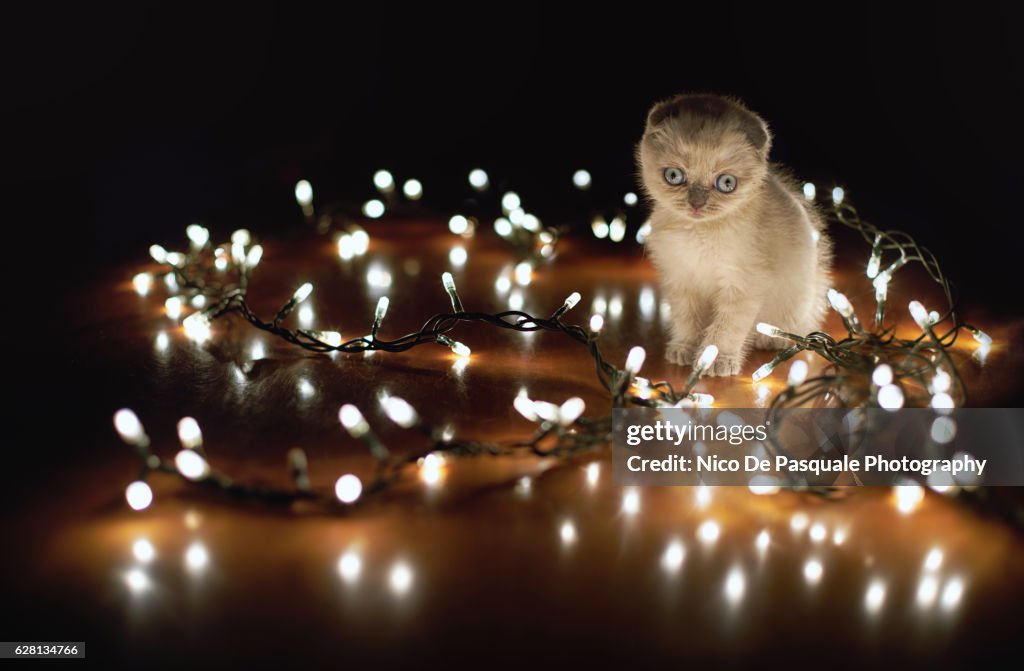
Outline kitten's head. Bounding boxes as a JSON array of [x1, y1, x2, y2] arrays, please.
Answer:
[[637, 94, 771, 225]]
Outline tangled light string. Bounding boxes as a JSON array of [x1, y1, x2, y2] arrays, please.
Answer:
[[121, 176, 993, 512]]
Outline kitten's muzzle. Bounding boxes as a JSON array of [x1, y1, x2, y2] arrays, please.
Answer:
[[687, 185, 710, 209]]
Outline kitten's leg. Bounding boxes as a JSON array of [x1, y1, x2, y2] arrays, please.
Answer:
[[665, 291, 705, 366], [700, 289, 762, 376]]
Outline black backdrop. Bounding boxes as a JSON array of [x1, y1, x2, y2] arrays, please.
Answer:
[[8, 3, 1023, 312]]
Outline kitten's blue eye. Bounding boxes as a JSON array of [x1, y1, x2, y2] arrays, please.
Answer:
[[663, 167, 686, 186], [715, 173, 737, 192]]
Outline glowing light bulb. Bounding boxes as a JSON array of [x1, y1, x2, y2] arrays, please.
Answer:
[[384, 396, 418, 428], [367, 266, 392, 288], [586, 463, 600, 487], [635, 220, 652, 244], [132, 273, 153, 296], [334, 474, 363, 504], [420, 453, 444, 486], [787, 360, 809, 387], [514, 390, 537, 422], [941, 577, 964, 611], [350, 228, 370, 255], [175, 450, 209, 480], [662, 540, 685, 572], [895, 484, 925, 514], [468, 168, 489, 191], [932, 370, 952, 394], [589, 314, 604, 333], [186, 223, 209, 248], [623, 191, 638, 206], [133, 538, 156, 563], [125, 481, 153, 511], [164, 296, 183, 320], [312, 330, 343, 347], [931, 393, 954, 410], [339, 404, 369, 438], [521, 213, 540, 232], [560, 292, 581, 314], [591, 215, 609, 239], [501, 192, 521, 212], [908, 300, 930, 329], [402, 179, 423, 200], [756, 322, 782, 337], [802, 182, 816, 201], [291, 283, 313, 303], [872, 364, 894, 387], [176, 417, 203, 449], [756, 530, 770, 553], [362, 199, 385, 219], [572, 169, 592, 189], [448, 215, 470, 235], [608, 216, 626, 242], [125, 568, 150, 593], [494, 218, 512, 237], [373, 169, 395, 193], [165, 252, 185, 266], [809, 522, 827, 543], [831, 186, 844, 204], [374, 295, 390, 322], [790, 512, 809, 532], [751, 363, 774, 383], [183, 313, 211, 342], [917, 575, 939, 608], [114, 409, 148, 446], [690, 392, 715, 407], [231, 229, 251, 246], [149, 244, 169, 263], [294, 180, 313, 207], [972, 329, 992, 347], [827, 289, 854, 318], [697, 520, 720, 544], [625, 346, 646, 374], [514, 261, 532, 286], [246, 244, 264, 268], [695, 484, 712, 508], [878, 383, 904, 410], [696, 345, 719, 371]]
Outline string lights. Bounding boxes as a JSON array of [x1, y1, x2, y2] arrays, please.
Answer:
[[119, 176, 994, 512]]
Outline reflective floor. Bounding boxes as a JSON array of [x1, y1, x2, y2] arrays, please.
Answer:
[[7, 219, 1024, 665]]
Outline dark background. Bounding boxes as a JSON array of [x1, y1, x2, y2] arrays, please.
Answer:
[[7, 4, 1022, 311]]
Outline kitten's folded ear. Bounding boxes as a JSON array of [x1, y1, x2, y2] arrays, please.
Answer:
[[645, 95, 683, 129], [738, 111, 772, 157]]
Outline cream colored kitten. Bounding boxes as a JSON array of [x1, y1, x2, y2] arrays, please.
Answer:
[[637, 94, 832, 376]]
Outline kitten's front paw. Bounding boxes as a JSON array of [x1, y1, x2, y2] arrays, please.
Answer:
[[704, 351, 744, 377], [665, 342, 697, 366]]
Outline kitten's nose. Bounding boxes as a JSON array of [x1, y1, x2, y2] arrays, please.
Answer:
[[688, 185, 709, 209]]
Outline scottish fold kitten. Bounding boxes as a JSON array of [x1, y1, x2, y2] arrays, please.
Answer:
[[637, 94, 832, 376]]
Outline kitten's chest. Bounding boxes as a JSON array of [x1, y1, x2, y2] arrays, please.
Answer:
[[647, 224, 754, 291]]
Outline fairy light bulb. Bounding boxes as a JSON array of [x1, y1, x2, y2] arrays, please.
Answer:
[[589, 314, 604, 333], [872, 270, 891, 298], [186, 223, 210, 248], [468, 168, 489, 191], [635, 220, 652, 244], [690, 392, 715, 407], [562, 292, 581, 312], [866, 234, 882, 278], [572, 169, 592, 190], [231, 229, 251, 246], [827, 289, 853, 317], [608, 216, 626, 242], [174, 449, 209, 480], [384, 396, 419, 428], [514, 390, 538, 422], [932, 370, 952, 394], [291, 283, 313, 304], [624, 192, 638, 206], [149, 244, 169, 263], [448, 215, 470, 236], [831, 186, 845, 204], [310, 330, 342, 347], [787, 360, 808, 387], [437, 334, 471, 358], [501, 191, 521, 212], [971, 328, 992, 347], [133, 273, 153, 296], [373, 170, 395, 193], [872, 364, 894, 387], [294, 180, 313, 208], [339, 405, 370, 438], [695, 345, 719, 372], [513, 261, 532, 286], [752, 362, 775, 383], [756, 322, 782, 337], [558, 397, 585, 426], [878, 383, 904, 410], [350, 228, 370, 255], [114, 409, 148, 446], [493, 218, 512, 237], [441, 272, 463, 312], [182, 313, 211, 342], [334, 474, 362, 504], [176, 417, 203, 449], [908, 300, 930, 329], [245, 244, 263, 268], [164, 296, 183, 320], [625, 346, 646, 374], [125, 481, 153, 511], [802, 182, 816, 201], [372, 296, 390, 338], [931, 393, 955, 409], [895, 484, 925, 514], [591, 215, 609, 239], [402, 179, 423, 200], [362, 199, 385, 218], [532, 400, 561, 423]]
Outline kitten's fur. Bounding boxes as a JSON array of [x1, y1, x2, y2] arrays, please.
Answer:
[[637, 94, 832, 376]]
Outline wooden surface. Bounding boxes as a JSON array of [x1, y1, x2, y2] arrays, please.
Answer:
[[6, 219, 1024, 666]]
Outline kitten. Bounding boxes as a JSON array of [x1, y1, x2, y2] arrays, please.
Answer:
[[636, 94, 832, 376]]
